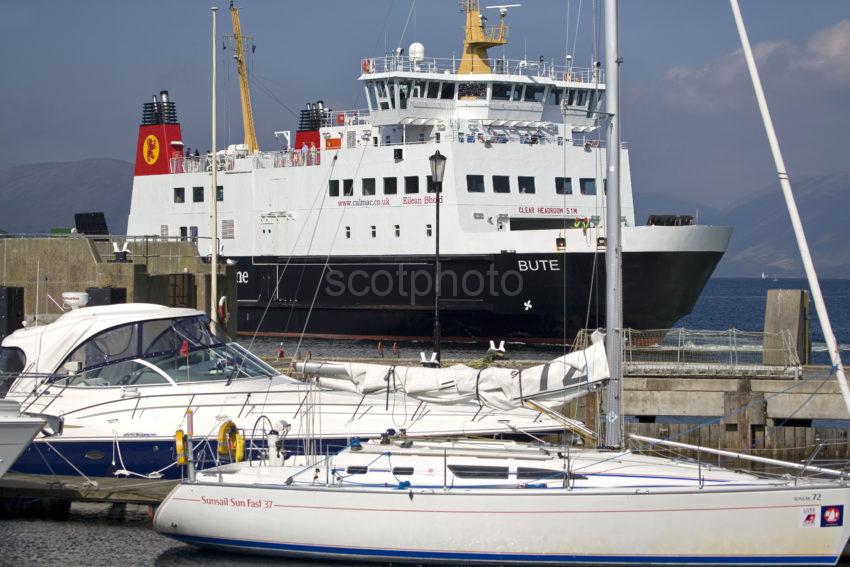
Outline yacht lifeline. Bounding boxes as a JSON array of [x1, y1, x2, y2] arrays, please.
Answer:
[[126, 2, 730, 343]]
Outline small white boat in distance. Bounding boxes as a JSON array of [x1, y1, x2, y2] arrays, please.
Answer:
[[0, 400, 44, 478], [154, 435, 850, 565]]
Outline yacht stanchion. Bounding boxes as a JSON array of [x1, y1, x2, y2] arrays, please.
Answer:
[[185, 409, 196, 482]]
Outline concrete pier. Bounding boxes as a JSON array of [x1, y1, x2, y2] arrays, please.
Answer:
[[0, 235, 237, 334]]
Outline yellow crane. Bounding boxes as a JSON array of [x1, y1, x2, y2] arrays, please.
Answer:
[[229, 1, 259, 153]]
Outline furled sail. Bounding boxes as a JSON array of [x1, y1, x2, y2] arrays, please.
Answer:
[[295, 341, 609, 411]]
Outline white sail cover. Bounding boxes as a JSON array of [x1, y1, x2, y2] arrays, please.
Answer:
[[298, 341, 609, 411]]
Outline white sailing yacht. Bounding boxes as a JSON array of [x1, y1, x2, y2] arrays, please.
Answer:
[[152, 1, 850, 564]]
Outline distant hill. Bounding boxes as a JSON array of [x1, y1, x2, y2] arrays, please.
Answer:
[[635, 172, 850, 278], [0, 159, 133, 234]]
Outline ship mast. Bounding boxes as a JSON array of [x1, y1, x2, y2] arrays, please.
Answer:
[[229, 1, 259, 153], [457, 0, 508, 74]]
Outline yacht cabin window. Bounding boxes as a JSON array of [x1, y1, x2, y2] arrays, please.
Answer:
[[0, 347, 26, 375], [51, 316, 272, 388], [448, 465, 509, 479]]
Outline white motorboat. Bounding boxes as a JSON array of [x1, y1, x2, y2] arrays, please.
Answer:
[[0, 399, 44, 478], [0, 303, 568, 479]]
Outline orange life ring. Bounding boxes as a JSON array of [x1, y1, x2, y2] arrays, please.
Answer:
[[336, 112, 346, 126], [361, 59, 371, 73]]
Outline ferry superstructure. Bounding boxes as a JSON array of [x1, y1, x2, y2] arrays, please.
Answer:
[[127, 2, 730, 342]]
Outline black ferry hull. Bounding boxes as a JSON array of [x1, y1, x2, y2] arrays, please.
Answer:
[[233, 249, 723, 344]]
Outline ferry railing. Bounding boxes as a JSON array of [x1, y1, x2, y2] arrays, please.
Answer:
[[573, 328, 803, 378], [362, 56, 603, 83]]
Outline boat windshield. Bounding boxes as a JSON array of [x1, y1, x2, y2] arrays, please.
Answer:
[[50, 315, 276, 387]]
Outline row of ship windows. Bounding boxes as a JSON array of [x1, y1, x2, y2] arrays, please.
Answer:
[[344, 224, 433, 239], [329, 176, 601, 197], [173, 186, 224, 204], [366, 79, 595, 110]]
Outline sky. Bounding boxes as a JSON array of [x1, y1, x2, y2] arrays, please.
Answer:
[[1, 0, 849, 209]]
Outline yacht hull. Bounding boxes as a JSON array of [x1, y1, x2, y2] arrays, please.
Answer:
[[155, 480, 850, 565]]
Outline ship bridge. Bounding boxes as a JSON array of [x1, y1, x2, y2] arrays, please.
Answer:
[[360, 54, 603, 131]]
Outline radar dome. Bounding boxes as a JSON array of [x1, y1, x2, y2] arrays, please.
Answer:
[[408, 42, 425, 64], [62, 292, 89, 310]]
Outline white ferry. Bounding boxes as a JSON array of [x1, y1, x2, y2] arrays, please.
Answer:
[[127, 2, 730, 343]]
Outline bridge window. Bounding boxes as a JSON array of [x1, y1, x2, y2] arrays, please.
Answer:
[[173, 187, 185, 203], [411, 81, 425, 98], [362, 178, 376, 196], [439, 82, 455, 100], [404, 176, 419, 194], [192, 186, 204, 203], [548, 88, 563, 105], [491, 83, 513, 101], [492, 175, 510, 194], [524, 84, 546, 103], [555, 177, 573, 195], [579, 178, 596, 196], [466, 175, 485, 193], [398, 81, 411, 109], [329, 180, 340, 197], [426, 81, 440, 98], [566, 89, 576, 106], [458, 82, 486, 100], [343, 179, 354, 197], [383, 177, 397, 195], [518, 176, 536, 194], [576, 89, 588, 107]]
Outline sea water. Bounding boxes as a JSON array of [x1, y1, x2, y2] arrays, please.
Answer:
[[1, 278, 847, 566]]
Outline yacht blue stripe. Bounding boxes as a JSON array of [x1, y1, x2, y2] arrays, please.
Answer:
[[172, 534, 838, 565]]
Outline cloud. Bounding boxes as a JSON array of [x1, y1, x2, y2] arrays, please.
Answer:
[[661, 20, 850, 112]]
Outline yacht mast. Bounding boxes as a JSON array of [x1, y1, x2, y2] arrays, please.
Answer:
[[210, 6, 220, 334], [602, 0, 624, 448], [729, 0, 850, 414]]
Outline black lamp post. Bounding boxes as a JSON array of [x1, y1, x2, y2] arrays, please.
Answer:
[[429, 149, 447, 365]]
